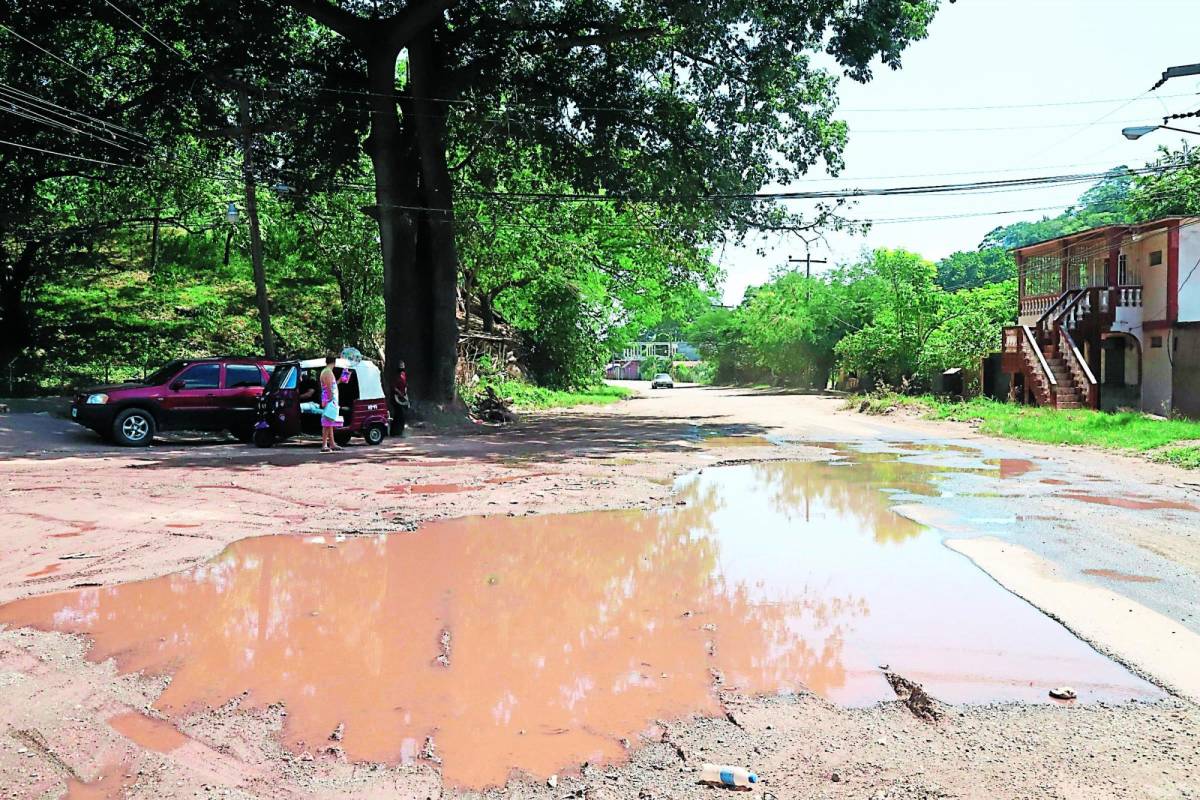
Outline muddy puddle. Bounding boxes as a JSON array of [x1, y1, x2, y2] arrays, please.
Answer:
[[0, 449, 1162, 788]]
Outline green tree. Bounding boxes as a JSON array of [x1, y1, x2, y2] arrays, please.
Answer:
[[935, 247, 1016, 291], [1126, 144, 1200, 220], [264, 0, 942, 401], [980, 168, 1134, 250]]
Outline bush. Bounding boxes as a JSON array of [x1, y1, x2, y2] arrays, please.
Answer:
[[673, 361, 715, 384], [639, 355, 671, 380]]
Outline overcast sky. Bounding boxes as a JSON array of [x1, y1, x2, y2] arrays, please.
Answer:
[[717, 0, 1200, 304]]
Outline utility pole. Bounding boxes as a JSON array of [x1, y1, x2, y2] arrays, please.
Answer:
[[237, 90, 276, 359], [787, 252, 828, 302], [787, 253, 828, 282]]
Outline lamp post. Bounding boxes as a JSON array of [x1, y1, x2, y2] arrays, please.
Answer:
[[1122, 124, 1200, 141]]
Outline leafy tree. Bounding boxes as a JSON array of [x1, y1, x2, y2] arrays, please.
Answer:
[[737, 272, 852, 388], [935, 247, 1015, 291], [265, 0, 942, 401], [1126, 144, 1200, 220], [687, 307, 752, 383], [979, 168, 1134, 250]]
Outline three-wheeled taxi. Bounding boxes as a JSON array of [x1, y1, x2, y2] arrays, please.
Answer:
[[253, 354, 390, 448]]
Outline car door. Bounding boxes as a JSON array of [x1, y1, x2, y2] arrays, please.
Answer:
[[218, 363, 268, 431], [159, 363, 222, 430]]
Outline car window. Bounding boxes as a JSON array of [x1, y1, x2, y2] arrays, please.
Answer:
[[175, 363, 221, 390], [225, 364, 264, 388]]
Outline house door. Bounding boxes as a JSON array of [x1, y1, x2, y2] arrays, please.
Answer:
[[1104, 338, 1125, 385]]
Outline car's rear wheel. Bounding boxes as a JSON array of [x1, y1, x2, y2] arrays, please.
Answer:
[[334, 429, 353, 447], [112, 408, 155, 447], [364, 423, 386, 446], [253, 428, 275, 448], [233, 427, 255, 444]]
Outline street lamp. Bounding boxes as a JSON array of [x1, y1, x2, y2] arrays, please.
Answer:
[[1121, 123, 1200, 141]]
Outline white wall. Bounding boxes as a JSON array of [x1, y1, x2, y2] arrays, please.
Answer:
[[1141, 331, 1173, 416], [1126, 229, 1169, 321], [1177, 220, 1200, 323]]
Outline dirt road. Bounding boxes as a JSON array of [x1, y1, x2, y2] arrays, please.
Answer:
[[1, 385, 1198, 799]]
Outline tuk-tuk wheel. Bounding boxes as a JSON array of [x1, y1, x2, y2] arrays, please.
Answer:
[[253, 429, 275, 448], [334, 429, 353, 447], [364, 423, 386, 445]]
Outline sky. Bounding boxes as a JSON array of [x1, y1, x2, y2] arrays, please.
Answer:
[[717, 0, 1200, 305]]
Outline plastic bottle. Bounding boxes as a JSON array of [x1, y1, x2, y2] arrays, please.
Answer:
[[699, 763, 758, 788]]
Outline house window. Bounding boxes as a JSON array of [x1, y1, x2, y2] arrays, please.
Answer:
[[1150, 336, 1163, 349], [1149, 250, 1163, 266], [1117, 253, 1129, 285]]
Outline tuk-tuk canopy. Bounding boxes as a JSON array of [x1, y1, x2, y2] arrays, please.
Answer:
[[297, 357, 384, 400]]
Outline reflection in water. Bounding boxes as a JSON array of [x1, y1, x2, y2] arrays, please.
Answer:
[[0, 455, 1161, 788]]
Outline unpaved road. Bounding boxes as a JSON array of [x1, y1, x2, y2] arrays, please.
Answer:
[[1, 384, 1198, 799]]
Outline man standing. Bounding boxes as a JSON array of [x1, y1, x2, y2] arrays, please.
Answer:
[[390, 361, 409, 437]]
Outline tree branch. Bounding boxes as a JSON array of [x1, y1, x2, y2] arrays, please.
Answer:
[[284, 0, 368, 41]]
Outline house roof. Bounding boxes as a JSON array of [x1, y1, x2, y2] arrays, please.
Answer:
[[1012, 216, 1191, 256]]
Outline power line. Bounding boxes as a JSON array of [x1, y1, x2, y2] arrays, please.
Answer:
[[838, 91, 1200, 114], [101, 0, 200, 70], [0, 23, 103, 87], [0, 137, 133, 167], [0, 100, 144, 153], [0, 83, 151, 146]]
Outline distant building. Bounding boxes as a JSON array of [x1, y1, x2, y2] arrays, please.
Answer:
[[1000, 217, 1200, 417], [606, 341, 701, 381]]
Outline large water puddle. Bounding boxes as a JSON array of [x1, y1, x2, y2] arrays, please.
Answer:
[[0, 448, 1162, 787]]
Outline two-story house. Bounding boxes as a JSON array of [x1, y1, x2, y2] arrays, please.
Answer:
[[1001, 217, 1200, 417]]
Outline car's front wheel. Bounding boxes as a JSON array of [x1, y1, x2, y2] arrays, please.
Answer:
[[334, 429, 353, 447], [112, 408, 155, 447]]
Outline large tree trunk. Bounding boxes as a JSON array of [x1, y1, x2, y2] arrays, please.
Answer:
[[364, 48, 424, 399], [408, 32, 460, 405], [0, 240, 40, 368]]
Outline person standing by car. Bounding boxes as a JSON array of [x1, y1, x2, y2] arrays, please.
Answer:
[[319, 355, 343, 452], [390, 360, 409, 437]]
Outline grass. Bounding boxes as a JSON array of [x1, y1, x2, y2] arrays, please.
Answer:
[[1151, 446, 1200, 469], [854, 394, 1200, 467], [485, 380, 632, 410]]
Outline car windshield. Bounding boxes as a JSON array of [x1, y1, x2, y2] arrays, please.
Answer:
[[655, 374, 671, 380], [144, 359, 188, 385]]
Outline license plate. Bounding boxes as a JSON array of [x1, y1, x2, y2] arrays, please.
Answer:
[[71, 407, 78, 418]]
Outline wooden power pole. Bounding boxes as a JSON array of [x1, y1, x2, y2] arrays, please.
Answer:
[[237, 90, 276, 359], [787, 252, 828, 301]]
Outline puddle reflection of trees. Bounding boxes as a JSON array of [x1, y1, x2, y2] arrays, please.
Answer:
[[0, 501, 866, 788], [747, 457, 949, 545]]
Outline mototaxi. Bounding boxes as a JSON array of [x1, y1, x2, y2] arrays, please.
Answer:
[[253, 356, 390, 447]]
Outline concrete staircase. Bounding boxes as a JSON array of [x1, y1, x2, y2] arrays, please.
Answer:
[[1041, 343, 1083, 409]]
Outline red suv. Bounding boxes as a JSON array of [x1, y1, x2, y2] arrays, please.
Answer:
[[71, 357, 275, 446]]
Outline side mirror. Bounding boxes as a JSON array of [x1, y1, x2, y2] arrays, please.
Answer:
[[170, 380, 185, 391]]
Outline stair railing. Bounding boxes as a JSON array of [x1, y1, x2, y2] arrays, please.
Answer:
[[1021, 324, 1056, 404], [1058, 326, 1098, 409], [1036, 289, 1079, 331]]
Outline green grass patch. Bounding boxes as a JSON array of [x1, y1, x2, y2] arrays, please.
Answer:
[[486, 380, 632, 410], [1150, 446, 1200, 469], [896, 395, 1200, 452]]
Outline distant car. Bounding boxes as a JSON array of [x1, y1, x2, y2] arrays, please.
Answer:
[[70, 357, 275, 446], [650, 373, 674, 389]]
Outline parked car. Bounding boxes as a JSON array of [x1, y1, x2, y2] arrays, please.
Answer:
[[650, 372, 675, 389], [70, 357, 275, 446]]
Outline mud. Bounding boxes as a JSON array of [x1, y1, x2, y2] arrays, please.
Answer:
[[1057, 492, 1198, 512], [0, 456, 1160, 788], [1082, 568, 1162, 583], [3, 385, 1200, 798]]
